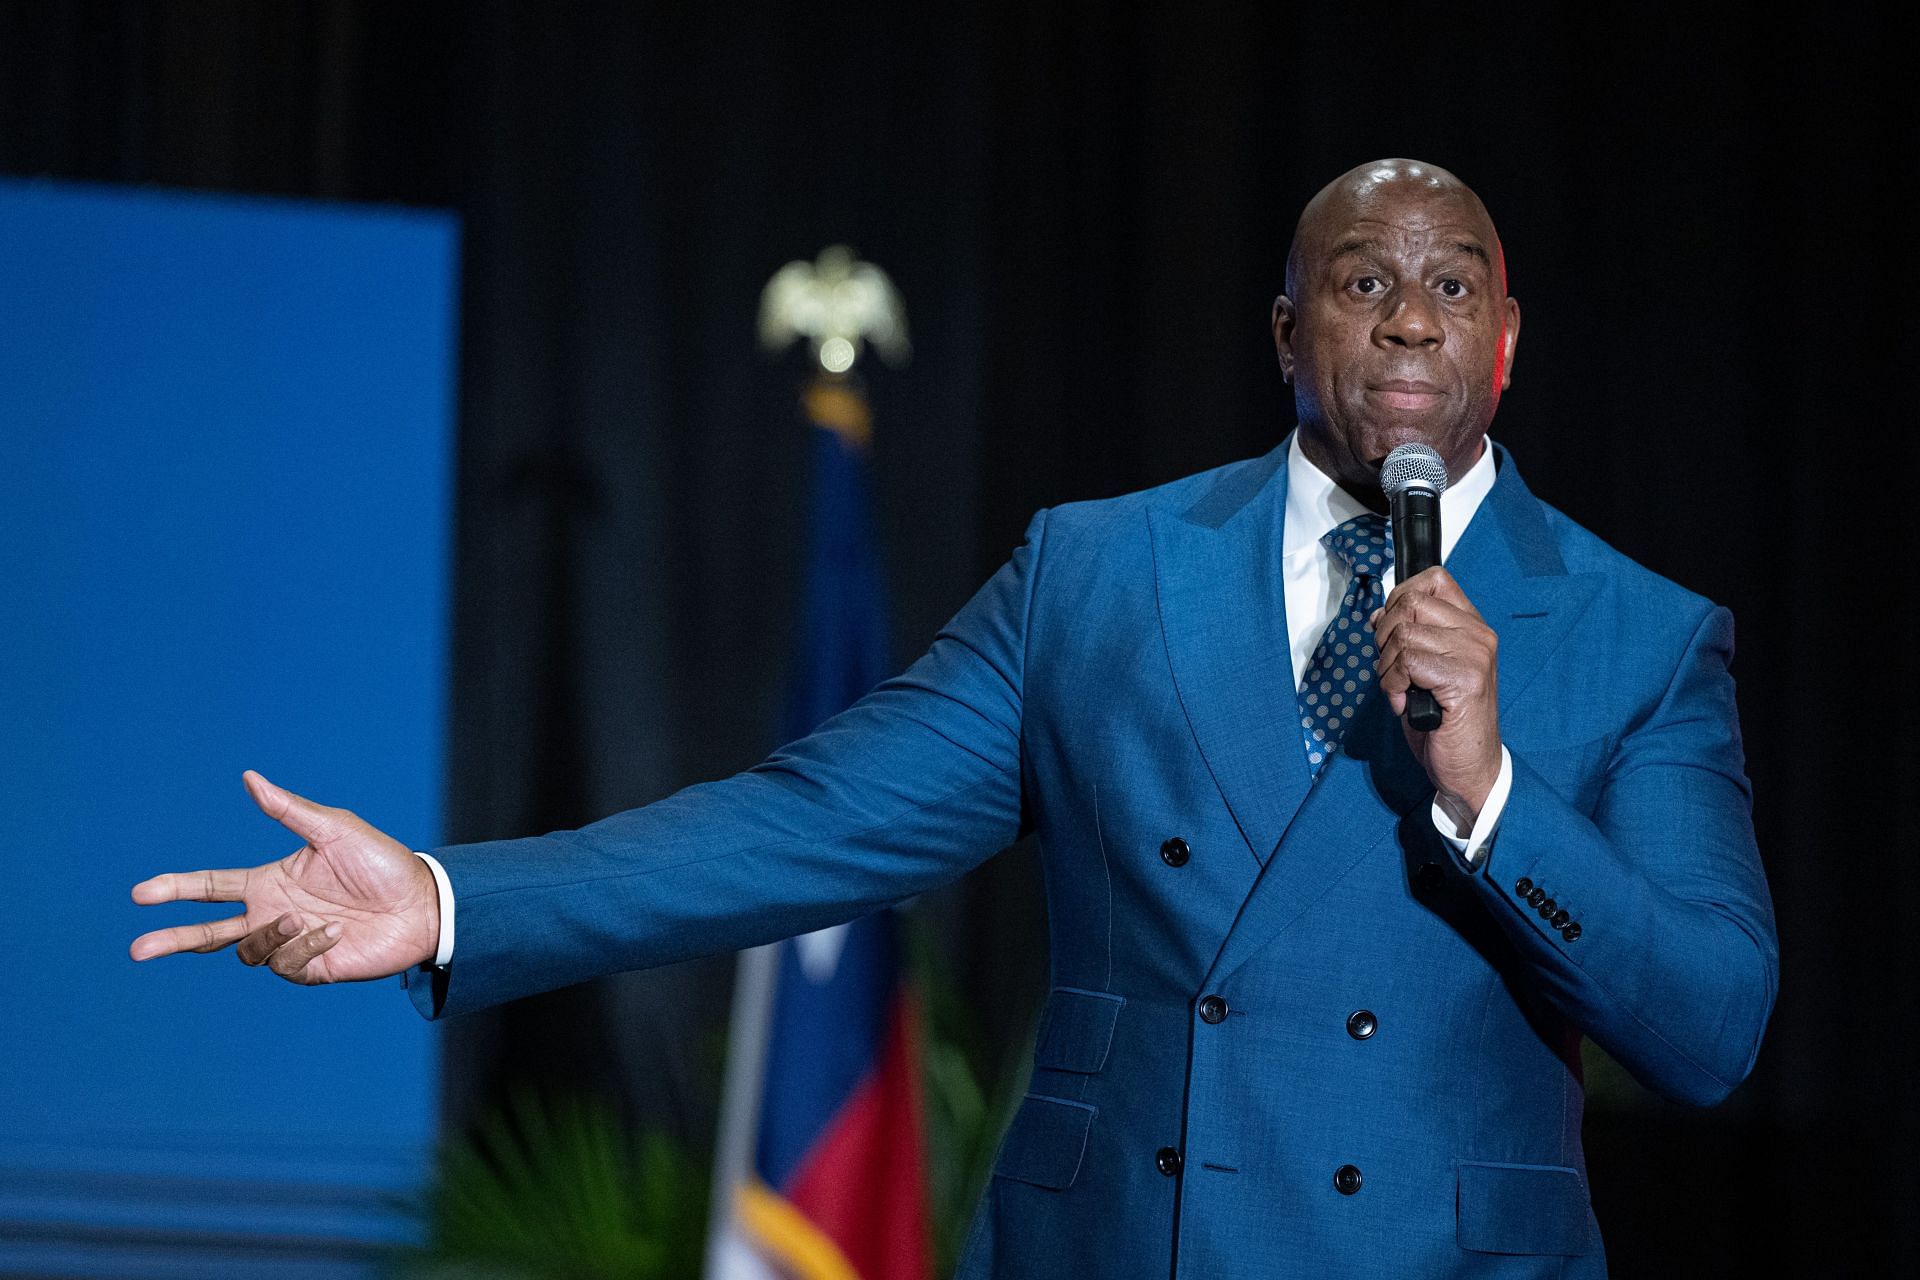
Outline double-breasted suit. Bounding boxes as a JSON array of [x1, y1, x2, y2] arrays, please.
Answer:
[[410, 435, 1777, 1277]]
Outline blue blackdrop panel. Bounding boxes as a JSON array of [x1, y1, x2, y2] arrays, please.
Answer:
[[0, 179, 458, 1278]]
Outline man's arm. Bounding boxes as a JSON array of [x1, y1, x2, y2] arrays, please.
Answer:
[[133, 511, 1048, 1014], [416, 508, 1049, 1017], [1448, 603, 1776, 1106], [1375, 570, 1776, 1107]]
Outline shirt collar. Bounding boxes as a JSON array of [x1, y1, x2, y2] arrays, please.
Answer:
[[1283, 430, 1499, 564]]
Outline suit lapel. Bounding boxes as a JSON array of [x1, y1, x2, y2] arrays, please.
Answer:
[[1150, 441, 1309, 868], [1444, 448, 1605, 720], [1198, 443, 1605, 988]]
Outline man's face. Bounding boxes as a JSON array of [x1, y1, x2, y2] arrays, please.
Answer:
[[1273, 165, 1520, 501]]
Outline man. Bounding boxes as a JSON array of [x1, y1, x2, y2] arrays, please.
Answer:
[[132, 159, 1777, 1277]]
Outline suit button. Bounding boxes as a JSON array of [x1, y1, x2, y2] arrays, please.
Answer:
[[1414, 863, 1444, 894], [1527, 887, 1548, 908], [1514, 877, 1534, 898], [1537, 897, 1557, 918], [1561, 922, 1582, 942], [1156, 1147, 1183, 1176], [1160, 837, 1191, 867], [1198, 995, 1229, 1024], [1333, 1164, 1363, 1195], [1550, 909, 1571, 929], [1346, 1010, 1377, 1040]]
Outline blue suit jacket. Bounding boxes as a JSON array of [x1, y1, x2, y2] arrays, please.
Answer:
[[411, 437, 1778, 1278]]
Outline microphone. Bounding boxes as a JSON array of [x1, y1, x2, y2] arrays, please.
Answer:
[[1381, 443, 1450, 732]]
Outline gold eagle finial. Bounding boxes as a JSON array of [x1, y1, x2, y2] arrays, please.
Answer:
[[758, 245, 911, 374]]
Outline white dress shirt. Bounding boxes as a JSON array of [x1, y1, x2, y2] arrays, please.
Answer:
[[417, 849, 455, 968], [1280, 432, 1513, 865], [416, 437, 1516, 969]]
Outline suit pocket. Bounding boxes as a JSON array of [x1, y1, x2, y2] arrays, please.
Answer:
[[1033, 986, 1126, 1074], [991, 1094, 1096, 1190], [1456, 1160, 1596, 1255]]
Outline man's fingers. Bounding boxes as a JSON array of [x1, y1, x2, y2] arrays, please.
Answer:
[[1371, 595, 1432, 652], [243, 770, 343, 845], [1370, 588, 1494, 706], [1385, 566, 1478, 613], [267, 923, 343, 982], [1372, 593, 1477, 651], [236, 913, 304, 967], [1376, 621, 1442, 680], [1376, 646, 1413, 698], [129, 912, 252, 961], [1375, 621, 1494, 716], [131, 867, 249, 906]]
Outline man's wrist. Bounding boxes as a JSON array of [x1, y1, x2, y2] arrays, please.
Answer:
[[1435, 755, 1502, 835], [1434, 789, 1479, 838], [1430, 745, 1513, 868]]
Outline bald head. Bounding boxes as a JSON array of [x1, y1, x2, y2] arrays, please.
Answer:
[[1286, 159, 1503, 300], [1272, 158, 1520, 508]]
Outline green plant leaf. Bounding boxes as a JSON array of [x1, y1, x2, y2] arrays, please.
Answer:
[[393, 1090, 709, 1280]]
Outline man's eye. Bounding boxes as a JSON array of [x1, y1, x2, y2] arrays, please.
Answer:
[[1439, 278, 1466, 298], [1354, 277, 1382, 295]]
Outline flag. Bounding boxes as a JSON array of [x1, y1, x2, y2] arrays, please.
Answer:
[[705, 376, 930, 1280]]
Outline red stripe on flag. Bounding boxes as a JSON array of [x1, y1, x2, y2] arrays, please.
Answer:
[[785, 990, 930, 1280]]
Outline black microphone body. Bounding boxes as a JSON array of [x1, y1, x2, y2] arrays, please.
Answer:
[[1383, 447, 1447, 732]]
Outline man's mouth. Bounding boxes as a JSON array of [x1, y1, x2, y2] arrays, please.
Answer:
[[1366, 380, 1446, 411]]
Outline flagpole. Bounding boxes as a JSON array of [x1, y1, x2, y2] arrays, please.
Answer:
[[705, 245, 923, 1280], [703, 941, 780, 1280]]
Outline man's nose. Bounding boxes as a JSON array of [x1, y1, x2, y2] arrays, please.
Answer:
[[1373, 287, 1443, 349]]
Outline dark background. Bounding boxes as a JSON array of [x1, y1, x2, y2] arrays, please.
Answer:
[[5, 1, 1908, 1271]]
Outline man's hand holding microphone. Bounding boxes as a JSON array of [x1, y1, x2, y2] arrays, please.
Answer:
[[1370, 442, 1504, 838]]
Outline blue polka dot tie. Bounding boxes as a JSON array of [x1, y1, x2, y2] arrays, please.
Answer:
[[1298, 512, 1392, 777]]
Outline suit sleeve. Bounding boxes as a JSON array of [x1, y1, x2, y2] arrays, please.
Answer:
[[404, 509, 1048, 1020], [1453, 603, 1778, 1106]]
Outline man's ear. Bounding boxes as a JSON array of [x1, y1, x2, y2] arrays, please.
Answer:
[[1272, 295, 1297, 384], [1498, 296, 1521, 392]]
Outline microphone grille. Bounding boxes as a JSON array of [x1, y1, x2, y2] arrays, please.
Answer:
[[1381, 443, 1449, 497]]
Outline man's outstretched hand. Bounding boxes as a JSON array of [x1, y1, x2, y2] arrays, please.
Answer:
[[130, 771, 439, 984]]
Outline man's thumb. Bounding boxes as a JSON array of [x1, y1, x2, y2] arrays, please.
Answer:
[[243, 770, 340, 843]]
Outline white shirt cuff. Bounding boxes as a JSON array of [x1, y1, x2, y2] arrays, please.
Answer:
[[413, 851, 455, 968], [1430, 744, 1513, 869]]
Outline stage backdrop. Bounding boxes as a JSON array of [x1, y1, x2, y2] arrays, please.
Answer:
[[0, 180, 458, 1278]]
